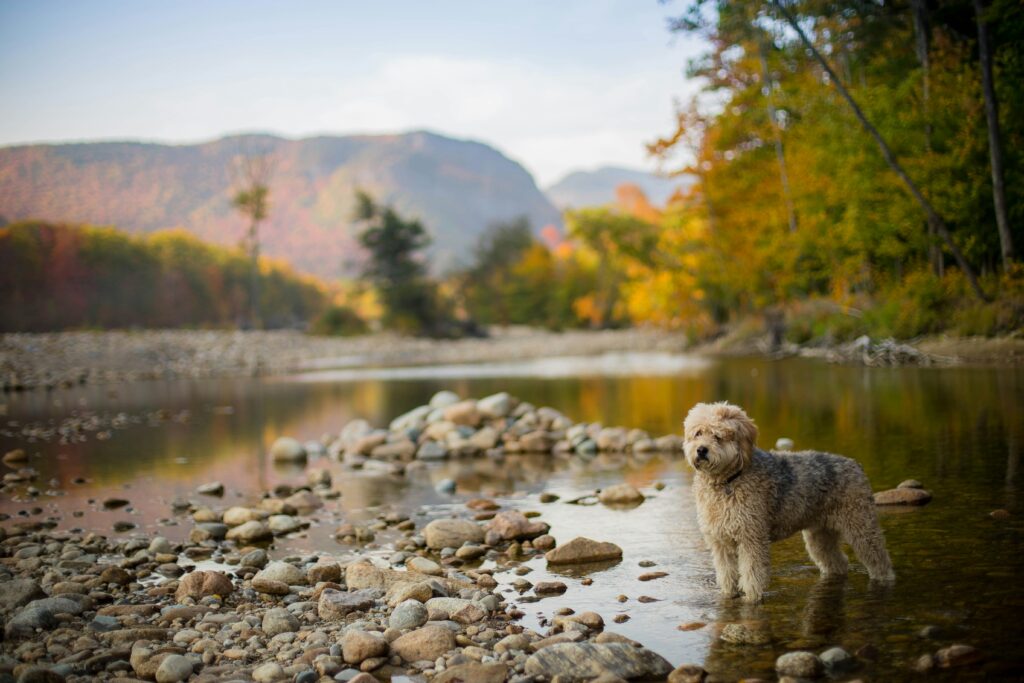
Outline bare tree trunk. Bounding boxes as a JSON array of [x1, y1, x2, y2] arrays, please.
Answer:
[[771, 0, 988, 300], [911, 0, 944, 276], [249, 220, 261, 330], [759, 39, 798, 233], [973, 0, 1015, 269]]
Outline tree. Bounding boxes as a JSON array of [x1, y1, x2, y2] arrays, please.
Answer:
[[232, 154, 273, 328], [462, 218, 535, 325], [354, 191, 439, 334], [973, 0, 1015, 269]]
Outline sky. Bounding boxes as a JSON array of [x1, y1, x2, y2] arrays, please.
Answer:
[[0, 0, 706, 186]]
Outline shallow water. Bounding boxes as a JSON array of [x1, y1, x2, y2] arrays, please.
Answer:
[[2, 353, 1022, 680]]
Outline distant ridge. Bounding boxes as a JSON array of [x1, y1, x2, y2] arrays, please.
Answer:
[[545, 165, 694, 209], [0, 131, 562, 278]]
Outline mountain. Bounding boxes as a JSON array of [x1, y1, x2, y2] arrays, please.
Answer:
[[545, 166, 694, 209], [0, 131, 562, 278]]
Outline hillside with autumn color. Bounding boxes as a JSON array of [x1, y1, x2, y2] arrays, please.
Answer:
[[0, 131, 561, 278]]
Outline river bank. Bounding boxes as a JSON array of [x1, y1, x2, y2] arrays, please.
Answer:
[[2, 327, 1022, 392]]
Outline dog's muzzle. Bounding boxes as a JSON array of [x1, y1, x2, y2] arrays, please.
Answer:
[[695, 446, 709, 463]]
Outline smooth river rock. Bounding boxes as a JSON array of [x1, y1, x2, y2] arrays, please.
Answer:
[[598, 483, 646, 506], [524, 642, 673, 681], [269, 436, 306, 462], [874, 487, 932, 505], [545, 537, 623, 565], [424, 518, 484, 549], [775, 651, 825, 678], [390, 625, 457, 662]]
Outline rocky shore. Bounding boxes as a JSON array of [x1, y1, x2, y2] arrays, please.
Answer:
[[1, 390, 973, 682], [0, 329, 685, 392]]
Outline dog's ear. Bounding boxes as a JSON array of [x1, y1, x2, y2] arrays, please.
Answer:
[[716, 403, 758, 465]]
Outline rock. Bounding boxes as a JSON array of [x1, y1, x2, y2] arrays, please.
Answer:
[[639, 571, 668, 581], [225, 520, 272, 542], [416, 441, 448, 460], [406, 556, 443, 576], [155, 654, 193, 683], [720, 623, 771, 645], [318, 588, 376, 619], [5, 605, 57, 638], [487, 509, 549, 541], [342, 630, 388, 664], [520, 431, 554, 452], [307, 560, 342, 583], [668, 664, 708, 683], [102, 497, 130, 509], [524, 642, 673, 681], [468, 426, 500, 450], [424, 518, 484, 549], [990, 508, 1012, 519], [196, 481, 224, 496], [386, 581, 434, 606], [775, 651, 824, 678], [653, 435, 682, 452], [284, 489, 323, 511], [819, 646, 856, 673], [533, 534, 556, 551], [596, 428, 628, 452], [257, 561, 307, 585], [435, 663, 509, 683], [535, 581, 568, 595], [190, 522, 228, 542], [270, 436, 306, 462], [0, 579, 44, 611], [391, 405, 432, 431], [267, 514, 303, 534], [3, 448, 27, 464], [545, 537, 623, 565], [775, 438, 795, 450], [874, 488, 932, 505], [307, 468, 332, 487], [898, 479, 924, 489], [252, 662, 287, 682], [223, 506, 265, 526], [598, 483, 645, 506], [262, 607, 300, 635], [430, 390, 460, 409], [477, 392, 513, 418], [252, 577, 290, 595], [389, 599, 429, 630], [450, 602, 487, 624], [935, 644, 982, 668], [443, 400, 482, 427], [434, 478, 457, 495], [175, 570, 233, 601], [390, 625, 456, 662]]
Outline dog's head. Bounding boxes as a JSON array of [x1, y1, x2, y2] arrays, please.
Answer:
[[682, 402, 758, 477]]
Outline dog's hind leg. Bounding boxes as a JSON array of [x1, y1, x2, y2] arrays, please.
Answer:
[[802, 527, 849, 577], [841, 500, 895, 583]]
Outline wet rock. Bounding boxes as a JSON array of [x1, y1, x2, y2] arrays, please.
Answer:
[[154, 654, 193, 683], [668, 664, 708, 683], [190, 522, 228, 542], [389, 599, 428, 630], [318, 588, 376, 619], [342, 630, 388, 664], [3, 448, 27, 464], [390, 625, 457, 662], [487, 509, 549, 541], [284, 489, 323, 511], [262, 607, 300, 635], [223, 506, 266, 526], [241, 548, 269, 568], [175, 570, 233, 601], [534, 581, 568, 595], [196, 481, 224, 496], [898, 479, 924, 489], [874, 487, 932, 505], [820, 646, 856, 673], [720, 623, 771, 645], [435, 662, 509, 683], [990, 509, 1011, 520], [775, 438, 795, 450], [639, 571, 668, 581], [775, 651, 824, 678], [598, 483, 645, 506], [267, 514, 303, 534], [935, 644, 982, 668], [545, 537, 623, 565], [102, 497, 130, 509], [540, 492, 560, 503], [424, 518, 484, 549], [406, 556, 443, 576], [270, 436, 306, 462], [524, 642, 673, 681], [225, 519, 272, 542]]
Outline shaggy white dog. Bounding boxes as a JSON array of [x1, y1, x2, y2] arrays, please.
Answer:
[[683, 402, 895, 603]]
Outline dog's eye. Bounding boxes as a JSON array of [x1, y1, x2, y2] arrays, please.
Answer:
[[714, 434, 721, 442], [694, 430, 702, 437]]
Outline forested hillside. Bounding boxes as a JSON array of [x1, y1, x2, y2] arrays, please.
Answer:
[[0, 132, 561, 278]]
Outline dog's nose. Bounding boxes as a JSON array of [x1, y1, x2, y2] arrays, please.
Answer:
[[696, 446, 708, 460]]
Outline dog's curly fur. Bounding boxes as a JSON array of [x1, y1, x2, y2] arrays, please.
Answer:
[[683, 402, 895, 602]]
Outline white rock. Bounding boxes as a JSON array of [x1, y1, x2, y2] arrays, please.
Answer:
[[270, 437, 306, 462]]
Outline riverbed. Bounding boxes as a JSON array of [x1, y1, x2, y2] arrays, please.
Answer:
[[1, 353, 1022, 680]]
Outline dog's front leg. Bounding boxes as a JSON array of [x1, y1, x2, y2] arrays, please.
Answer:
[[737, 535, 771, 603], [709, 537, 739, 597]]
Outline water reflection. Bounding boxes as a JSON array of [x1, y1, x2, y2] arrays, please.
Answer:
[[1, 355, 1023, 679]]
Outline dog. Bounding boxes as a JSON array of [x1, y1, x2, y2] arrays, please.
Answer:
[[683, 401, 894, 603]]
